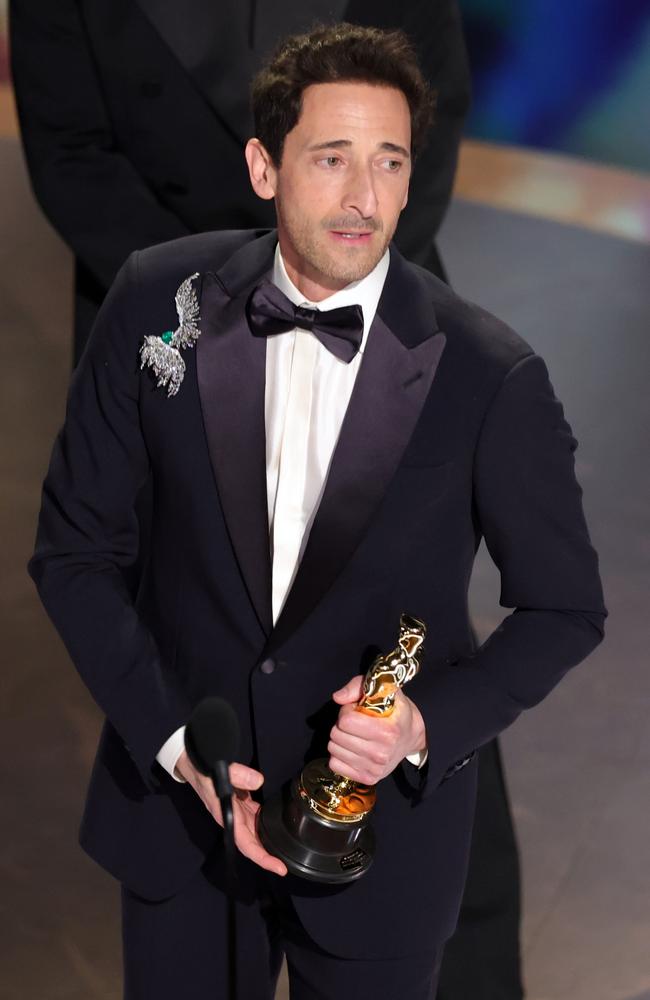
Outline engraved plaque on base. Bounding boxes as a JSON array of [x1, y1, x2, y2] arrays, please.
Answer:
[[258, 613, 426, 883]]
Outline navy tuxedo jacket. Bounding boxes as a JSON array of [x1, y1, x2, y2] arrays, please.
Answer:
[[30, 229, 605, 957]]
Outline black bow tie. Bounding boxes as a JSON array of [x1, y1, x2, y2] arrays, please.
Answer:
[[247, 280, 364, 363]]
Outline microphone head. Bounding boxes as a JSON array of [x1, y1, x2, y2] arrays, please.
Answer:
[[185, 697, 240, 775]]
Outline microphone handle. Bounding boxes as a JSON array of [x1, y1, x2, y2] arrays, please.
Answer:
[[210, 761, 237, 1000], [211, 759, 233, 798], [211, 760, 236, 880]]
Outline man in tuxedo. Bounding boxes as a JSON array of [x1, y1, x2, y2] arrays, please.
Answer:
[[12, 6, 528, 996], [29, 22, 605, 1000]]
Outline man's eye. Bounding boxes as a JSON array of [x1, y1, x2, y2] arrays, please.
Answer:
[[384, 159, 402, 171], [323, 156, 341, 167]]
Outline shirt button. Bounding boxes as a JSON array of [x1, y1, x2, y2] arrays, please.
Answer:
[[260, 658, 276, 675]]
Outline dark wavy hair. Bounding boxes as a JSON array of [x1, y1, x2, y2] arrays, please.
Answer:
[[251, 23, 435, 165]]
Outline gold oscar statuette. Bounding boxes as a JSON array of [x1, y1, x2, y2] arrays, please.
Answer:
[[258, 613, 426, 883]]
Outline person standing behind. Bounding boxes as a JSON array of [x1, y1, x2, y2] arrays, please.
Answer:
[[9, 0, 469, 365]]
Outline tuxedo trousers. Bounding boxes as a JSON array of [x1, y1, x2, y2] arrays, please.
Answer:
[[122, 851, 442, 1000]]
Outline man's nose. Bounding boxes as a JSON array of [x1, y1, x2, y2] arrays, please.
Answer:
[[341, 166, 378, 220]]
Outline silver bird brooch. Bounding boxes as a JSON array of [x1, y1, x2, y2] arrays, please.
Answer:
[[140, 272, 201, 396]]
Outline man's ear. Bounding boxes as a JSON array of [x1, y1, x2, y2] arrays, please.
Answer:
[[245, 139, 278, 201]]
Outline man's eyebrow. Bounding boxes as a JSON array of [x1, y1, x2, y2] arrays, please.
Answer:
[[307, 139, 411, 158], [307, 140, 353, 151], [380, 141, 411, 159]]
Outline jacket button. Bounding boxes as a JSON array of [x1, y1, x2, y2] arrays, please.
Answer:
[[260, 658, 275, 675]]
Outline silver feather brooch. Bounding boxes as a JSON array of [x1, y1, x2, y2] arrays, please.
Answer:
[[140, 272, 201, 396]]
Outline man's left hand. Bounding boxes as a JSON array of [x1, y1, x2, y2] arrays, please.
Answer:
[[328, 675, 427, 784]]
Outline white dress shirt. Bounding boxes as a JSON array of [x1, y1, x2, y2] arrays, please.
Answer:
[[157, 244, 425, 779]]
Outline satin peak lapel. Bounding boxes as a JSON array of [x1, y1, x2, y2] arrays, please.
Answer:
[[196, 234, 277, 635], [270, 249, 446, 650]]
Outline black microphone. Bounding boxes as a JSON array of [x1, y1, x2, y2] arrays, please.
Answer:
[[186, 696, 240, 786], [185, 697, 240, 875]]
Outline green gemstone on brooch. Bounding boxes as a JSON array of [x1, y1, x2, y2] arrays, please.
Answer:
[[161, 330, 174, 344]]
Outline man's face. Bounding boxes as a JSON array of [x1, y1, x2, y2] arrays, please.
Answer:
[[248, 82, 412, 299]]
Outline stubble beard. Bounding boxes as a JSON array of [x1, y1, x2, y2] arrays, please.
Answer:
[[278, 200, 392, 287]]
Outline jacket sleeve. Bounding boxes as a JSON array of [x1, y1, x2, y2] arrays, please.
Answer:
[[407, 353, 606, 791], [393, 0, 472, 270], [28, 252, 192, 787], [9, 0, 190, 291]]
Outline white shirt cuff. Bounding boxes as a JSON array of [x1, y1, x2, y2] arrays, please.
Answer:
[[405, 748, 428, 769], [156, 726, 187, 782]]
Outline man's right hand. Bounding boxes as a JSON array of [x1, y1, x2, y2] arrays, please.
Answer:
[[174, 750, 287, 876]]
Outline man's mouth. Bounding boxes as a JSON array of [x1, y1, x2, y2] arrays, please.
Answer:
[[329, 230, 373, 243]]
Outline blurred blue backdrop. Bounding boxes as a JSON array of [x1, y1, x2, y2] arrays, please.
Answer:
[[458, 0, 650, 173]]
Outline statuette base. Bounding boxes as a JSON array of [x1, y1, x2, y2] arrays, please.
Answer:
[[259, 778, 375, 883]]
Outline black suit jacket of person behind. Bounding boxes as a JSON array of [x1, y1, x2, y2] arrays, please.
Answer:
[[29, 230, 606, 959], [10, 0, 471, 362]]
